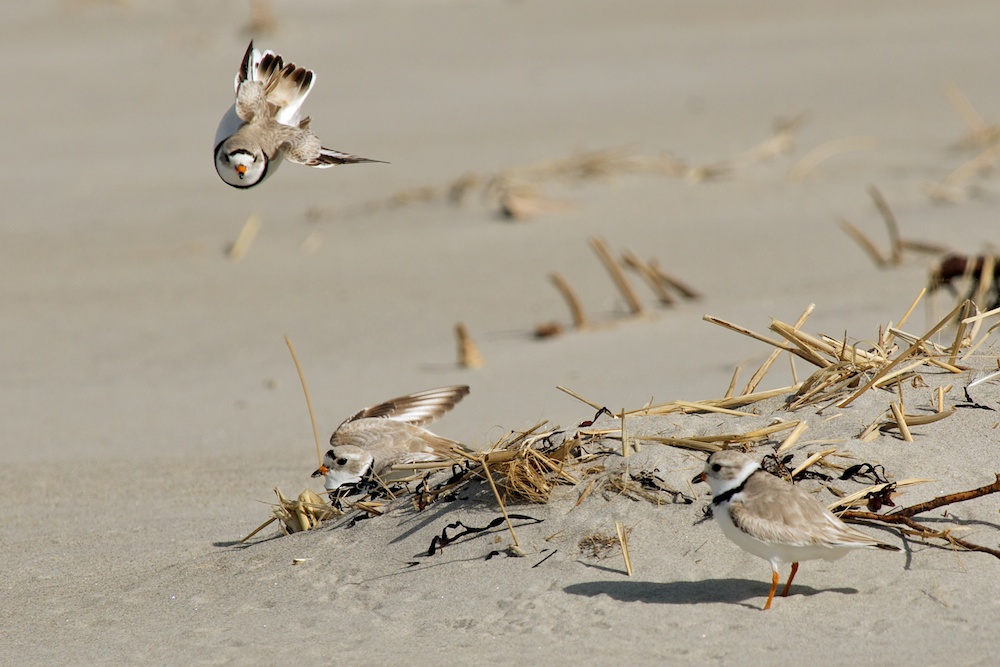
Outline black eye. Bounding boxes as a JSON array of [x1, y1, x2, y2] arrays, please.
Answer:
[[336, 458, 348, 466], [711, 463, 721, 472]]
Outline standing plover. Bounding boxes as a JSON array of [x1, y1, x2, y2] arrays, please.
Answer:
[[214, 41, 382, 188], [312, 386, 470, 492], [699, 450, 899, 610]]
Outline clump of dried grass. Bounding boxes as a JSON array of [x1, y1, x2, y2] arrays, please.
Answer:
[[700, 293, 994, 413], [462, 424, 580, 504], [241, 488, 341, 542]]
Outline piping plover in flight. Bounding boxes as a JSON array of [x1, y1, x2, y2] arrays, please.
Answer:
[[311, 386, 471, 492], [214, 41, 383, 189], [699, 450, 899, 610]]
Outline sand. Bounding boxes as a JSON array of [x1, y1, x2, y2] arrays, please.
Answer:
[[3, 0, 1000, 664]]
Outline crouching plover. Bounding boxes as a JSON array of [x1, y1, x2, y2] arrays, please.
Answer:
[[698, 450, 899, 610], [312, 386, 470, 492], [214, 41, 383, 189]]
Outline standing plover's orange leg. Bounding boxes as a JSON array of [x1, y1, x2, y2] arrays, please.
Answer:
[[781, 562, 800, 597], [763, 569, 780, 610]]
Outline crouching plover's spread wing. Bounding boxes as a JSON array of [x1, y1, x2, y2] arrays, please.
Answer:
[[214, 41, 384, 189], [312, 386, 471, 491], [699, 449, 899, 610]]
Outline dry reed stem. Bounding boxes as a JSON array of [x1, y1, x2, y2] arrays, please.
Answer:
[[284, 335, 324, 468], [616, 521, 634, 576], [775, 420, 810, 454], [944, 142, 1000, 186], [790, 448, 838, 478], [743, 348, 782, 396], [884, 289, 926, 348], [870, 359, 939, 389], [891, 406, 955, 428], [868, 185, 903, 265], [723, 119, 798, 170], [670, 400, 756, 417], [622, 251, 676, 305], [647, 261, 702, 299], [889, 402, 913, 442], [710, 386, 799, 409], [948, 301, 973, 366], [620, 409, 630, 458], [788, 350, 799, 385], [640, 436, 723, 454], [787, 137, 879, 181], [455, 322, 485, 369], [944, 83, 993, 143], [962, 304, 1000, 324], [965, 305, 984, 346], [740, 421, 803, 440], [901, 239, 951, 255], [633, 385, 798, 417], [961, 319, 1000, 361], [229, 214, 261, 260], [641, 421, 802, 454], [972, 256, 996, 311], [621, 421, 798, 452], [768, 321, 839, 368], [575, 478, 597, 508], [589, 237, 645, 316], [838, 218, 887, 267], [884, 327, 945, 351], [818, 334, 890, 366], [549, 273, 588, 328], [481, 459, 520, 548], [556, 385, 604, 411], [703, 315, 797, 352], [724, 366, 741, 399], [859, 420, 881, 442]]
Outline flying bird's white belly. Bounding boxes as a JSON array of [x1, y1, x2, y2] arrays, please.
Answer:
[[214, 104, 244, 150]]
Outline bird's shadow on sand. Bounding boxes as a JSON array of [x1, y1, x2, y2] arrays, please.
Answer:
[[564, 578, 858, 609]]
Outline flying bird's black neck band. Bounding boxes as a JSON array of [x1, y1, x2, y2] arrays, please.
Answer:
[[712, 474, 751, 506]]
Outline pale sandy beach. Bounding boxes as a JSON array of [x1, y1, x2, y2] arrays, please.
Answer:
[[3, 1, 1000, 664]]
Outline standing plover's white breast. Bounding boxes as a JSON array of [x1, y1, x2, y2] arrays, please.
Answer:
[[701, 449, 899, 610]]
